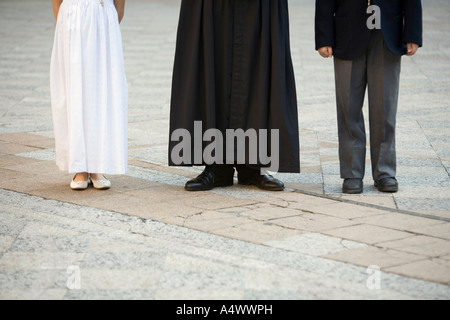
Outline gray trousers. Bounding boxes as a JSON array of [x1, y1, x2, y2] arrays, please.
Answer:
[[334, 30, 402, 181]]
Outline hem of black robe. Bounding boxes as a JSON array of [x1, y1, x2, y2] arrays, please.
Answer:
[[167, 163, 301, 174]]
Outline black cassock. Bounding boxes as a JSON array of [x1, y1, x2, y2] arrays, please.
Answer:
[[169, 0, 300, 173]]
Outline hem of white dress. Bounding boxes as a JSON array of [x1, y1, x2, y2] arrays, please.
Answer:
[[56, 162, 128, 175]]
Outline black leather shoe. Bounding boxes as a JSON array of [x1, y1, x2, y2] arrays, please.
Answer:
[[375, 177, 398, 193], [342, 178, 363, 194], [238, 173, 285, 191], [185, 170, 234, 191]]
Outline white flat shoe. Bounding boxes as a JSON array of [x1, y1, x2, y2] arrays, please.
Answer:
[[70, 175, 89, 190], [91, 175, 111, 190]]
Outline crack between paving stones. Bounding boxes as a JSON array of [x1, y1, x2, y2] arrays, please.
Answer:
[[417, 120, 450, 178], [314, 130, 326, 195], [392, 196, 400, 210]]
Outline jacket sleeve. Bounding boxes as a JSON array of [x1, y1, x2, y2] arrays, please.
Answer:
[[315, 0, 336, 50], [403, 0, 423, 47]]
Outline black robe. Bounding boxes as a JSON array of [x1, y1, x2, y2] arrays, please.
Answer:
[[169, 0, 300, 173]]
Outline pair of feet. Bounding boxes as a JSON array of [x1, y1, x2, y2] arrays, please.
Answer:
[[185, 168, 285, 192], [70, 173, 111, 190], [343, 177, 398, 194]]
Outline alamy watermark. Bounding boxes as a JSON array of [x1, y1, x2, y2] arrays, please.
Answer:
[[171, 121, 280, 173], [66, 265, 81, 290], [366, 265, 381, 290], [367, 5, 381, 30]]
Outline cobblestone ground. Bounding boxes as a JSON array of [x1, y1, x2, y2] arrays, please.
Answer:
[[0, 0, 449, 299]]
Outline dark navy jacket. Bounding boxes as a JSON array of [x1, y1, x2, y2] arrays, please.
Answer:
[[315, 0, 423, 60]]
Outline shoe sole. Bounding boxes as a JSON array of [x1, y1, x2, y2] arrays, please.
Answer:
[[70, 183, 88, 191], [374, 182, 398, 193], [185, 182, 234, 192], [92, 186, 110, 190], [377, 186, 398, 193], [342, 188, 363, 194], [238, 181, 285, 191], [92, 182, 111, 190]]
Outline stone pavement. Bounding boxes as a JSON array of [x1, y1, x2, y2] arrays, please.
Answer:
[[0, 0, 449, 300]]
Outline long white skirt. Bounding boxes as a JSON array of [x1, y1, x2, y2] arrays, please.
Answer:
[[50, 0, 128, 174]]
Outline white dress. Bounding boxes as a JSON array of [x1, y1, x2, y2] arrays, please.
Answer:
[[50, 0, 128, 175]]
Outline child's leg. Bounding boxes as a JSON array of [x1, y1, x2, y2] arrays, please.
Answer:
[[334, 55, 368, 179], [366, 31, 401, 181]]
